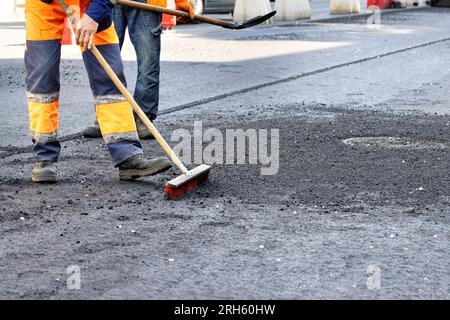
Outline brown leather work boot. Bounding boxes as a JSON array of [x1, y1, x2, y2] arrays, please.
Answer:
[[118, 155, 172, 181]]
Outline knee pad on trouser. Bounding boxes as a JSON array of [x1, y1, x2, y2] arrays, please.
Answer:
[[25, 40, 62, 161], [95, 95, 143, 166]]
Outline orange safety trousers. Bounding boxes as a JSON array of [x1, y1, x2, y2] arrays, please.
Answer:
[[25, 0, 142, 165]]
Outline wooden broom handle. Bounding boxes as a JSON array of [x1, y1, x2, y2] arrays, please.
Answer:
[[90, 46, 189, 174]]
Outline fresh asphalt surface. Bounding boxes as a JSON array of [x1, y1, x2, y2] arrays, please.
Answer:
[[0, 8, 449, 299]]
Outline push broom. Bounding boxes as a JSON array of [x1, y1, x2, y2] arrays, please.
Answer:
[[57, 0, 210, 199]]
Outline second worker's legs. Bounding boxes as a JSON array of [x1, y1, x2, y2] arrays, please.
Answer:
[[125, 7, 162, 139]]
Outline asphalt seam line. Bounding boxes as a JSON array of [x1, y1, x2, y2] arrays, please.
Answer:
[[159, 37, 450, 115], [3, 36, 450, 157]]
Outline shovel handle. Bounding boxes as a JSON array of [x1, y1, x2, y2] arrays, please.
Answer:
[[116, 0, 236, 29]]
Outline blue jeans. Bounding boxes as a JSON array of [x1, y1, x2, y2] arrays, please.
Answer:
[[114, 3, 163, 121]]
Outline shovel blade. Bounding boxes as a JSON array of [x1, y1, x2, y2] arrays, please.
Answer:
[[234, 11, 277, 30]]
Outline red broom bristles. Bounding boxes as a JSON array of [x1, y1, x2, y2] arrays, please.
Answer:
[[164, 171, 210, 200]]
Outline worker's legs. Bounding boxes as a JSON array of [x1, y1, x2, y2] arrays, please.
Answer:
[[120, 6, 162, 122], [25, 1, 171, 181], [81, 25, 143, 166], [25, 0, 66, 166]]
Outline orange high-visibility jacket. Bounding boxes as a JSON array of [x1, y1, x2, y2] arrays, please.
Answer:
[[147, 0, 189, 8], [148, 0, 167, 6]]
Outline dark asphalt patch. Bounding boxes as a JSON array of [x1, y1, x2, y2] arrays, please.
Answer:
[[172, 105, 450, 210], [2, 104, 448, 212], [0, 103, 448, 299]]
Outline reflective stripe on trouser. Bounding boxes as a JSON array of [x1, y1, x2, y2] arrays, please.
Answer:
[[25, 0, 142, 165]]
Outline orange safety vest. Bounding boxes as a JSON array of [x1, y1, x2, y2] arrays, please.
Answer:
[[147, 0, 167, 7], [147, 0, 187, 8]]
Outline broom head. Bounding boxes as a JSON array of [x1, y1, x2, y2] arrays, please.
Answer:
[[164, 164, 211, 200]]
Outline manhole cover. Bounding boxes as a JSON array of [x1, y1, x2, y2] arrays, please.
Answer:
[[342, 137, 448, 150]]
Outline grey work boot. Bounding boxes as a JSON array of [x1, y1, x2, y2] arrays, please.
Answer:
[[135, 116, 155, 140], [82, 120, 102, 138], [32, 161, 57, 183], [118, 155, 172, 181]]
